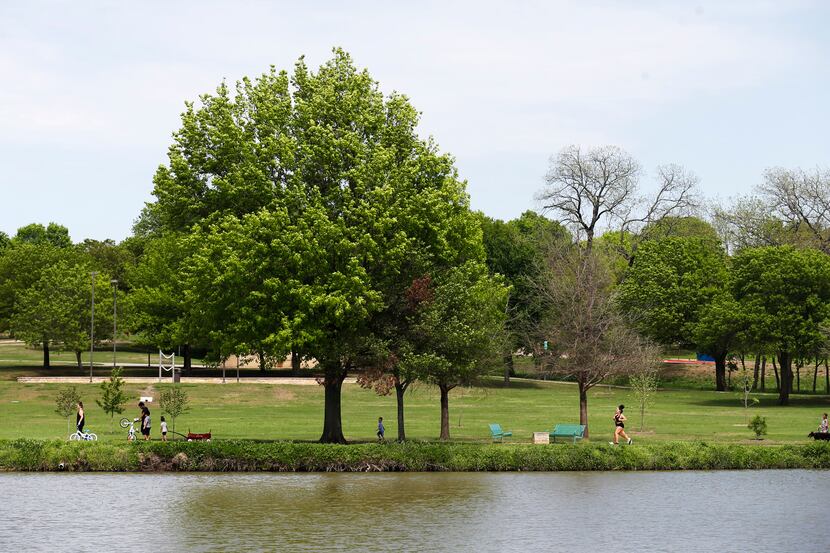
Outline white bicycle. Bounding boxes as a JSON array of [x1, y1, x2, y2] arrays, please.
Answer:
[[69, 429, 98, 441], [119, 417, 146, 442], [120, 417, 139, 441]]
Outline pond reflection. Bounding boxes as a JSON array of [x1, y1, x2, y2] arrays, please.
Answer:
[[1, 471, 828, 552]]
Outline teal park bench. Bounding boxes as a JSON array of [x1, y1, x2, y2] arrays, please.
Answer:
[[488, 423, 513, 443], [549, 424, 586, 444]]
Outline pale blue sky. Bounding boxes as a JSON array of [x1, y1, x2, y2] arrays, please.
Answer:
[[1, 1, 829, 241]]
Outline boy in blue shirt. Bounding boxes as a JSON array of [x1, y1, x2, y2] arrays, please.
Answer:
[[377, 417, 385, 442]]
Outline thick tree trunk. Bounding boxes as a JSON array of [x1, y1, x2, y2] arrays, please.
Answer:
[[579, 383, 589, 438], [175, 343, 190, 382], [714, 352, 727, 392], [813, 357, 820, 393], [772, 356, 780, 391], [795, 358, 802, 392], [319, 367, 347, 444], [291, 348, 301, 376], [760, 355, 767, 392], [825, 358, 829, 394], [395, 381, 408, 442], [75, 351, 82, 369], [258, 349, 266, 372], [439, 384, 451, 441], [778, 351, 793, 405], [184, 344, 192, 374], [503, 353, 513, 385], [42, 341, 50, 369], [752, 353, 761, 391]]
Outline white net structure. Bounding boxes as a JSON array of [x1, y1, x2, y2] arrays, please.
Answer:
[[159, 350, 176, 382]]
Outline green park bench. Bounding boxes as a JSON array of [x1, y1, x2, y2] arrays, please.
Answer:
[[549, 424, 586, 444], [488, 423, 513, 443]]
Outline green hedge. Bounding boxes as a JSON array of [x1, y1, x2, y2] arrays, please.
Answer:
[[2, 439, 829, 472]]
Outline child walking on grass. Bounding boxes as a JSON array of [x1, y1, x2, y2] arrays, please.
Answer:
[[377, 417, 385, 442], [160, 416, 168, 442]]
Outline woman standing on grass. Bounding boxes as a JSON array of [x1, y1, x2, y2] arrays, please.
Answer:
[[76, 402, 85, 435], [612, 404, 632, 445]]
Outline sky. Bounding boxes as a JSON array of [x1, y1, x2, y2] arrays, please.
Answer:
[[1, 0, 829, 242]]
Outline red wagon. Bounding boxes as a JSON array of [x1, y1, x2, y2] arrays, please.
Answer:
[[186, 430, 212, 442]]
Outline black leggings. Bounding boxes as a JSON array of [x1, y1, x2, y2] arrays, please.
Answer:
[[77, 419, 85, 433]]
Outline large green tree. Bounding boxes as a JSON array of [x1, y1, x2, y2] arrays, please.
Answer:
[[731, 246, 830, 405], [0, 223, 75, 336], [617, 236, 741, 390], [126, 234, 200, 372], [404, 262, 508, 440], [145, 49, 484, 443], [12, 223, 72, 249], [10, 261, 113, 368]]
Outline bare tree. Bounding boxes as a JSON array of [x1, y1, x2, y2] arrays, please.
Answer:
[[538, 145, 698, 256], [710, 195, 785, 253], [759, 167, 830, 253], [535, 246, 659, 438]]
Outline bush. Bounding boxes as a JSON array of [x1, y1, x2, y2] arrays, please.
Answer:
[[158, 386, 190, 433], [54, 387, 81, 437], [96, 367, 128, 432], [748, 416, 768, 440], [2, 439, 829, 472]]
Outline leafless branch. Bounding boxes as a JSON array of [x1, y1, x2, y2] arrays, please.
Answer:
[[537, 145, 699, 255]]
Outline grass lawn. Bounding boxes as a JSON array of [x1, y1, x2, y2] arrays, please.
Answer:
[[0, 339, 205, 366], [1, 376, 829, 444]]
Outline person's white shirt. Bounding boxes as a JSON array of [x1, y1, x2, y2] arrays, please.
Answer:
[[161, 421, 168, 433]]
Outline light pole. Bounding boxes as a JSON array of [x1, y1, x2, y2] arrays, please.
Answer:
[[111, 279, 118, 368], [90, 272, 98, 383]]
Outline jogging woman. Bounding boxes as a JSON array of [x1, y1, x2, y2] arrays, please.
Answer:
[[612, 404, 632, 445]]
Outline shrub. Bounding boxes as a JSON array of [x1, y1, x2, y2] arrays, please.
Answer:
[[158, 386, 190, 433], [96, 367, 128, 433], [54, 387, 81, 437], [748, 415, 767, 440], [2, 439, 830, 472]]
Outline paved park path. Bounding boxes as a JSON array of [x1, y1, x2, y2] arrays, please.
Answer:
[[17, 376, 358, 385]]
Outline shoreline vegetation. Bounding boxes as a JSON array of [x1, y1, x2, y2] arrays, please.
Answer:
[[2, 440, 830, 473]]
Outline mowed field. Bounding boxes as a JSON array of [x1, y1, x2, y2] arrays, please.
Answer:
[[1, 376, 829, 444]]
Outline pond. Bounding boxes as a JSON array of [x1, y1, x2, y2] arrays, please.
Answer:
[[1, 471, 827, 552]]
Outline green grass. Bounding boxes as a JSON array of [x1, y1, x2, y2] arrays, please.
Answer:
[[1, 376, 829, 444], [3, 439, 830, 472], [0, 340, 171, 366]]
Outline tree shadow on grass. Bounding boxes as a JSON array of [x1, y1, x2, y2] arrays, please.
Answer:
[[690, 394, 830, 408], [478, 378, 568, 390]]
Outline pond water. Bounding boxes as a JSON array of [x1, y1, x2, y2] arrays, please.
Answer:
[[1, 470, 827, 552]]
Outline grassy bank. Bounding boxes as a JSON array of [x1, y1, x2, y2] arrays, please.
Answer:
[[3, 377, 830, 443], [2, 440, 830, 472]]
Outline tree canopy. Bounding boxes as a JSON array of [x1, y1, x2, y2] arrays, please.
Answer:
[[731, 246, 830, 404], [617, 236, 740, 390], [140, 49, 487, 442]]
